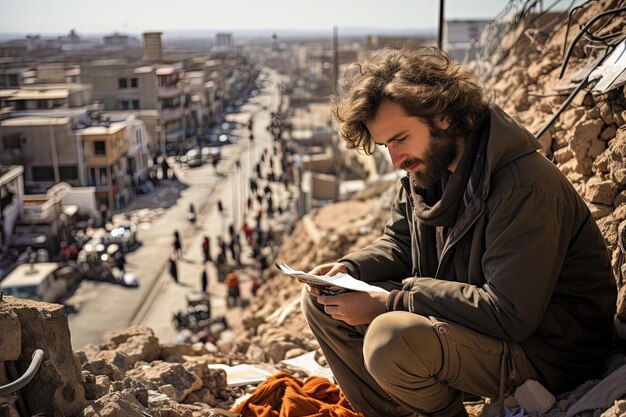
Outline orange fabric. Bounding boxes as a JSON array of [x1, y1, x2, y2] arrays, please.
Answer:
[[231, 372, 364, 417]]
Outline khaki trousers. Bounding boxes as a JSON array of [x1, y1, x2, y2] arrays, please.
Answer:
[[301, 287, 542, 417]]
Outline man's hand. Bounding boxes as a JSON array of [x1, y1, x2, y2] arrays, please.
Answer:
[[309, 262, 347, 277], [311, 291, 388, 326]]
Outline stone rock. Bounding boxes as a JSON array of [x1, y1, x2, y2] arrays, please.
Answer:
[[600, 399, 626, 417], [585, 176, 618, 206], [159, 384, 178, 400], [554, 147, 574, 164], [184, 387, 215, 406], [0, 308, 20, 361], [246, 343, 266, 362], [82, 371, 111, 400], [83, 359, 124, 381], [77, 344, 102, 362], [81, 391, 145, 417], [0, 297, 87, 415], [161, 343, 196, 359], [100, 327, 160, 366], [127, 361, 201, 403], [615, 191, 626, 207], [592, 150, 610, 174], [597, 102, 615, 125], [75, 350, 88, 366], [612, 168, 626, 186], [600, 125, 617, 141], [285, 348, 307, 359], [588, 204, 613, 220]]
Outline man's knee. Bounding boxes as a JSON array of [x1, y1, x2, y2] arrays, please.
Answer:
[[364, 312, 442, 383]]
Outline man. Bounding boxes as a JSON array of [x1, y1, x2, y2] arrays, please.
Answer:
[[301, 47, 616, 417]]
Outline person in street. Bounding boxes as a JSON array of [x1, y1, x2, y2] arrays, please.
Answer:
[[301, 47, 616, 417], [168, 255, 178, 283], [202, 236, 212, 263], [217, 200, 224, 216], [225, 271, 240, 308], [188, 203, 196, 224], [201, 269, 209, 293], [114, 250, 126, 280], [173, 230, 182, 259], [251, 277, 262, 296]]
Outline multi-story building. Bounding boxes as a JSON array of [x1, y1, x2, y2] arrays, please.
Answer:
[[82, 60, 192, 155], [0, 110, 144, 210], [0, 83, 92, 110], [78, 118, 131, 210], [0, 165, 24, 250]]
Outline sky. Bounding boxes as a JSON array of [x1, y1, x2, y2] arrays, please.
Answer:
[[0, 0, 510, 35]]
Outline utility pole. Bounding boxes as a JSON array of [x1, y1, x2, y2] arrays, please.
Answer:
[[333, 25, 339, 94], [438, 0, 445, 51]]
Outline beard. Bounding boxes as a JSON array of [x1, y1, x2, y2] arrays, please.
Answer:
[[405, 125, 458, 189]]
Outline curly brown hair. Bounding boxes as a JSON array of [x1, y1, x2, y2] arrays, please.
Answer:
[[332, 47, 490, 154]]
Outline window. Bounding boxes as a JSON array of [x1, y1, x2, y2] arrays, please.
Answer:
[[94, 141, 106, 155], [118, 100, 129, 110], [130, 78, 138, 88], [2, 134, 21, 150], [131, 100, 140, 110], [99, 167, 108, 185], [37, 100, 48, 109], [118, 78, 128, 89], [32, 166, 54, 181], [59, 165, 78, 181]]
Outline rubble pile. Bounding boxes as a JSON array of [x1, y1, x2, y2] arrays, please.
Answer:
[[227, 185, 396, 364], [478, 0, 626, 308], [76, 326, 244, 414]]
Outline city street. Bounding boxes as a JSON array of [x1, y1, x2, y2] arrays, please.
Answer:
[[67, 68, 289, 348]]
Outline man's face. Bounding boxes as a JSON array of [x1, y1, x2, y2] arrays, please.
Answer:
[[366, 100, 458, 189]]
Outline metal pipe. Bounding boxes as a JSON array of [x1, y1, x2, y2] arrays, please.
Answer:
[[0, 349, 44, 396], [559, 6, 626, 78]]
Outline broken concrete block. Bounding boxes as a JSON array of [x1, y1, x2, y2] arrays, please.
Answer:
[[514, 379, 556, 415]]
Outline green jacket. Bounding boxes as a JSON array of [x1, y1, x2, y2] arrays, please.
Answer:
[[341, 105, 616, 392]]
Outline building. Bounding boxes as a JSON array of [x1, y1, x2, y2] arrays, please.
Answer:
[[445, 19, 490, 62], [143, 32, 163, 62], [0, 83, 92, 110], [0, 110, 144, 210], [215, 33, 234, 49], [77, 117, 131, 210], [82, 60, 192, 154], [0, 165, 24, 250]]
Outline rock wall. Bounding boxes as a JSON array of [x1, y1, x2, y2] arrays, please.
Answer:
[[479, 0, 626, 287], [0, 296, 87, 415]]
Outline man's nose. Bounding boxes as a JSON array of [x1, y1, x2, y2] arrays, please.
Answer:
[[388, 146, 404, 168]]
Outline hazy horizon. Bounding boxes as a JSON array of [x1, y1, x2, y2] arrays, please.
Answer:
[[1, 0, 509, 35]]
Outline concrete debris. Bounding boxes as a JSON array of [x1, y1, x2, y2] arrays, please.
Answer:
[[514, 379, 556, 415]]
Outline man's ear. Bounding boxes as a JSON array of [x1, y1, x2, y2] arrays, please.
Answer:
[[436, 114, 450, 130]]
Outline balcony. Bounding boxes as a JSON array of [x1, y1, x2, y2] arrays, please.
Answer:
[[21, 195, 60, 224], [161, 107, 183, 122], [157, 85, 183, 99]]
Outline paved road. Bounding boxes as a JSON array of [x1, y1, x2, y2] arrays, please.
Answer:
[[67, 68, 288, 348]]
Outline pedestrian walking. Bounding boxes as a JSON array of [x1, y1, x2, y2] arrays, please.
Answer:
[[217, 200, 224, 216], [115, 250, 126, 280], [201, 269, 209, 293], [226, 272, 240, 308], [247, 195, 253, 212], [168, 255, 178, 283], [249, 178, 258, 195], [202, 236, 212, 263], [173, 230, 182, 259], [229, 237, 240, 265], [267, 195, 274, 219]]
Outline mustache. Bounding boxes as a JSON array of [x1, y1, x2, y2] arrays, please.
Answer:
[[399, 158, 424, 170]]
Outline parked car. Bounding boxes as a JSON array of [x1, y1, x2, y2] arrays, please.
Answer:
[[0, 262, 79, 303], [183, 148, 203, 167]]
